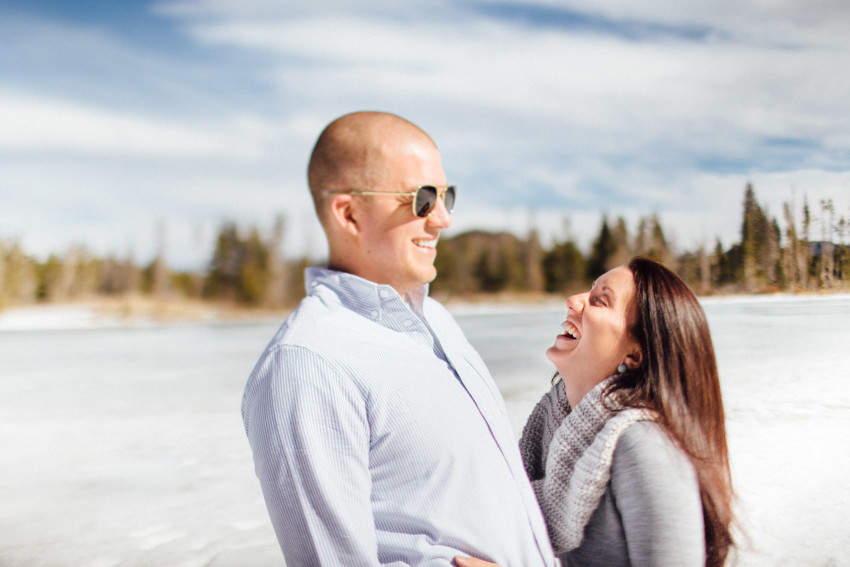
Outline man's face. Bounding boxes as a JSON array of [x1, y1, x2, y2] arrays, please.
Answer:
[[352, 136, 452, 296]]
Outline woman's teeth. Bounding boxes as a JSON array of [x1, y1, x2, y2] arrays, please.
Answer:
[[560, 321, 579, 339]]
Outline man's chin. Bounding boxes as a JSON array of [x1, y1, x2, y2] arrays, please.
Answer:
[[423, 267, 438, 285]]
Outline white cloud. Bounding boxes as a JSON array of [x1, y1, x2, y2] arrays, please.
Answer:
[[2, 0, 850, 268], [0, 91, 270, 159], [494, 0, 850, 47], [170, 7, 850, 159]]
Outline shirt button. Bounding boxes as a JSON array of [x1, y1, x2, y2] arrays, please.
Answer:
[[379, 290, 389, 298], [370, 310, 379, 318], [403, 320, 413, 327]]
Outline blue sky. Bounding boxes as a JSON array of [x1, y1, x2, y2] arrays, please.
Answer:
[[2, 0, 849, 268]]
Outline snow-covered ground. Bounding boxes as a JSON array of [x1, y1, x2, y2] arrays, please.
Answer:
[[0, 304, 124, 331], [1, 294, 848, 566]]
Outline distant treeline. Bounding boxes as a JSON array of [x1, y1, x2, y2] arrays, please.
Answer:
[[434, 183, 847, 298], [0, 184, 847, 310]]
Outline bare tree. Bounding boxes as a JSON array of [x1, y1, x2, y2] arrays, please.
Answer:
[[698, 243, 711, 295], [264, 215, 287, 308], [2, 241, 37, 305], [0, 240, 6, 307], [819, 199, 835, 286], [838, 215, 848, 287], [149, 220, 171, 299], [801, 197, 811, 289], [783, 203, 799, 289], [523, 226, 545, 293]]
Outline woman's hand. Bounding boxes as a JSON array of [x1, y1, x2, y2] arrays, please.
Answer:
[[453, 556, 500, 567]]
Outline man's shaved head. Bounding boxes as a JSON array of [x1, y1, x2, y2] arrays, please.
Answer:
[[307, 111, 436, 225]]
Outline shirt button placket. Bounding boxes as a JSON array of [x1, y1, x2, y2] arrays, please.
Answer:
[[375, 289, 390, 321]]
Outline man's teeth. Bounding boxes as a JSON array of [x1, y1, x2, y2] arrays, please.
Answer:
[[415, 239, 437, 249]]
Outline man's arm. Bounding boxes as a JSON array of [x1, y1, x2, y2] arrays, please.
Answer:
[[244, 345, 378, 566]]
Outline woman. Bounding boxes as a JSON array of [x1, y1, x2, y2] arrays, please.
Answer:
[[456, 257, 734, 567]]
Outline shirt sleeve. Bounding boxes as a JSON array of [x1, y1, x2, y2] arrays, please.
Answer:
[[610, 421, 706, 567], [243, 344, 378, 566]]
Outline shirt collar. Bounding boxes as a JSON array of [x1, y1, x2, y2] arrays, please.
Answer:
[[305, 267, 429, 314]]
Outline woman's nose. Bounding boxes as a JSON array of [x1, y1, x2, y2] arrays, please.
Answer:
[[566, 292, 588, 314]]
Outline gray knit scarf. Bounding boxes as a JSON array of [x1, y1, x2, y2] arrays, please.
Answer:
[[519, 377, 658, 554]]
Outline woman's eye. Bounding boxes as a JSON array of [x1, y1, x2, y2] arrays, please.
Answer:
[[591, 295, 608, 307]]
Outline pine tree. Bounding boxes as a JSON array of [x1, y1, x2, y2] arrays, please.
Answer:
[[40, 253, 67, 302], [241, 228, 270, 305], [586, 216, 616, 279], [634, 217, 649, 256], [610, 217, 631, 269], [542, 239, 585, 293], [205, 222, 245, 302], [648, 214, 673, 267], [740, 183, 762, 290]]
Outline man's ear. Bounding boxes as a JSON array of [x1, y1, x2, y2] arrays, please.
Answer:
[[328, 194, 359, 236]]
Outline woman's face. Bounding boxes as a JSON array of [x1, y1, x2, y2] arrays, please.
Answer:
[[546, 266, 641, 406]]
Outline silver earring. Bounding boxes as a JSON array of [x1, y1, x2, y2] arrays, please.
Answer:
[[617, 363, 628, 374]]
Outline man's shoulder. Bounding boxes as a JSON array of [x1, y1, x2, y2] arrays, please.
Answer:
[[246, 296, 356, 392], [268, 293, 355, 348]]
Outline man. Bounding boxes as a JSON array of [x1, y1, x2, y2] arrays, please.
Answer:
[[242, 111, 555, 566]]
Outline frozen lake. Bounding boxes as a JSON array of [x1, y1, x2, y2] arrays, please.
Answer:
[[1, 294, 849, 566]]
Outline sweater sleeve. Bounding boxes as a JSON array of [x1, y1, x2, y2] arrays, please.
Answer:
[[610, 421, 706, 567]]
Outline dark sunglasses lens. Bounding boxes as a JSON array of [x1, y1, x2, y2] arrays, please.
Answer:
[[414, 186, 438, 217], [444, 186, 456, 213]]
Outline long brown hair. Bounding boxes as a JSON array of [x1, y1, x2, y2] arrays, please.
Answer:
[[605, 256, 734, 566]]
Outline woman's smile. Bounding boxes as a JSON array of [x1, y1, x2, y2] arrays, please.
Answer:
[[558, 320, 580, 341], [546, 266, 640, 406]]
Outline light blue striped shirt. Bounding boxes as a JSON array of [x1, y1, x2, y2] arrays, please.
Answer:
[[242, 268, 555, 566]]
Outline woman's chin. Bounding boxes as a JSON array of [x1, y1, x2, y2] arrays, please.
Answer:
[[545, 346, 562, 366], [546, 343, 576, 368]]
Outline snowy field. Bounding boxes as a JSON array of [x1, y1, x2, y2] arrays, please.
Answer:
[[1, 294, 848, 566]]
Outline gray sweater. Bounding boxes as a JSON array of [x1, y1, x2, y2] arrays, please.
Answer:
[[519, 382, 705, 566], [562, 421, 705, 566]]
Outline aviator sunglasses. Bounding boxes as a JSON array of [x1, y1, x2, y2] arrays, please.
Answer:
[[324, 185, 456, 218]]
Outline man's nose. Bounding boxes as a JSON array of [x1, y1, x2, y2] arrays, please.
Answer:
[[425, 193, 452, 228]]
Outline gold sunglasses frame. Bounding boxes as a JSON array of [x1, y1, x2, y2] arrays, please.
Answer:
[[323, 185, 456, 217]]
